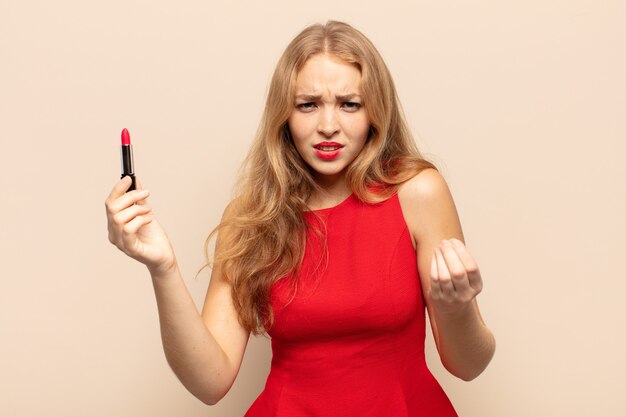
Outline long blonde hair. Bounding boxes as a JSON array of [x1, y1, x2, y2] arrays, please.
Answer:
[[204, 21, 436, 334]]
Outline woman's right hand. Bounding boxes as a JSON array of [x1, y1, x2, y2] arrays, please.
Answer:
[[105, 176, 177, 276]]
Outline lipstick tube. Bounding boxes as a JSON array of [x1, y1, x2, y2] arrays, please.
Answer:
[[120, 128, 136, 191]]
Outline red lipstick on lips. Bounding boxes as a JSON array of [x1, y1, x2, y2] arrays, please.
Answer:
[[120, 128, 136, 191], [314, 141, 343, 160]]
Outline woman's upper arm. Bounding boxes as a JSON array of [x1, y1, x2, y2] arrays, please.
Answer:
[[200, 203, 250, 382], [398, 168, 466, 346]]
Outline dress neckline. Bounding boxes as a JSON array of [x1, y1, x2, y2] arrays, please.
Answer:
[[305, 193, 355, 213]]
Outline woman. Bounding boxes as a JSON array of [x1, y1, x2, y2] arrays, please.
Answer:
[[106, 21, 495, 416]]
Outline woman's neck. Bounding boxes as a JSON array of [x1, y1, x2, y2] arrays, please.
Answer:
[[307, 175, 352, 210]]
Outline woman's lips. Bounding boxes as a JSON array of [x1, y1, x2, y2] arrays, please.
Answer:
[[314, 142, 343, 160]]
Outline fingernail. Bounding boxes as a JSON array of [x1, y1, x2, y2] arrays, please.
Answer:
[[139, 189, 149, 195], [451, 238, 463, 246], [442, 239, 452, 247]]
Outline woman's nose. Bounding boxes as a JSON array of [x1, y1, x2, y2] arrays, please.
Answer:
[[317, 108, 340, 137]]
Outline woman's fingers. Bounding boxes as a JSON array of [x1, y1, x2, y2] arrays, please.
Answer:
[[430, 254, 442, 299], [123, 213, 154, 236], [107, 189, 150, 214], [440, 240, 472, 293], [106, 176, 152, 252], [105, 177, 176, 272], [112, 203, 152, 226], [435, 247, 456, 298], [105, 177, 149, 212], [134, 178, 148, 206], [429, 239, 483, 313], [450, 238, 483, 293], [120, 213, 154, 253], [106, 176, 132, 203]]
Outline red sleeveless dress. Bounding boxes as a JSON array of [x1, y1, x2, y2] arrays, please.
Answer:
[[244, 193, 458, 416]]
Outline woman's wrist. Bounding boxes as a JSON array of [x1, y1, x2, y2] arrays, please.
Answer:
[[148, 259, 180, 281], [433, 301, 475, 323], [432, 301, 490, 343]]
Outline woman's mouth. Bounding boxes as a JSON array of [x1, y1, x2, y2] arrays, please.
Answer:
[[314, 142, 343, 160]]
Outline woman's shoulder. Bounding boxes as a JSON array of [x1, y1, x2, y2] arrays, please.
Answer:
[[397, 168, 452, 206], [397, 168, 459, 237]]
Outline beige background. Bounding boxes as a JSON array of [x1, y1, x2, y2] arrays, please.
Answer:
[[1, 0, 625, 416]]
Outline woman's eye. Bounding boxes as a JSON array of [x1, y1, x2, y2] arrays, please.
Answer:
[[296, 102, 316, 111], [342, 102, 362, 111]]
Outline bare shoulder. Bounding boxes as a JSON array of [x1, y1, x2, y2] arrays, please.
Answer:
[[397, 168, 463, 244], [398, 168, 450, 204]]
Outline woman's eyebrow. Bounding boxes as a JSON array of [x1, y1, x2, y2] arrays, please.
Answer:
[[295, 93, 362, 101], [336, 93, 361, 101], [295, 94, 322, 101]]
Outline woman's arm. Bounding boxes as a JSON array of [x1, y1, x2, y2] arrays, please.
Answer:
[[151, 257, 249, 405], [106, 177, 249, 404], [398, 168, 495, 381]]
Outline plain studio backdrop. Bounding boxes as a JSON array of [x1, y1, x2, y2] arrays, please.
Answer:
[[1, 1, 624, 416]]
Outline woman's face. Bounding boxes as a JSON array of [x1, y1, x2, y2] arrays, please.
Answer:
[[288, 54, 370, 186]]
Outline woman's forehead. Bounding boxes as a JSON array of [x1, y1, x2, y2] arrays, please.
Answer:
[[294, 54, 362, 96]]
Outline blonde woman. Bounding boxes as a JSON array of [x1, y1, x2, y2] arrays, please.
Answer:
[[106, 21, 495, 416]]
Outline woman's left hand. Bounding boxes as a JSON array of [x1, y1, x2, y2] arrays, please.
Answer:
[[428, 238, 483, 316]]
